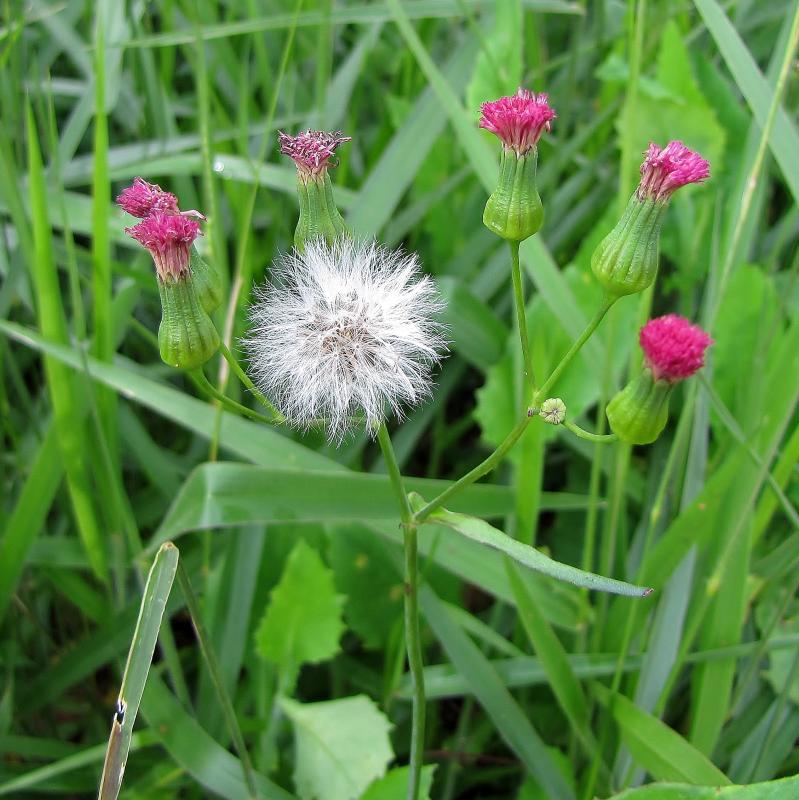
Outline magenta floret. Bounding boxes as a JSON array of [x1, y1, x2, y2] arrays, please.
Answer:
[[479, 89, 556, 155], [278, 130, 351, 179], [116, 177, 180, 218], [125, 213, 201, 282], [637, 141, 710, 201], [640, 314, 712, 382]]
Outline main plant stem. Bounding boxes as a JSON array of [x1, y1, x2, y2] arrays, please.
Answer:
[[376, 422, 425, 800], [534, 296, 616, 404], [509, 240, 534, 391]]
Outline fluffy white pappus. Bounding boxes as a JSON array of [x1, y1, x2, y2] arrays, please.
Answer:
[[244, 238, 448, 442]]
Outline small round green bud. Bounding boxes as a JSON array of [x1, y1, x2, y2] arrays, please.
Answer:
[[157, 277, 219, 369], [483, 149, 543, 242], [190, 248, 223, 313], [539, 397, 566, 425], [606, 368, 672, 445], [591, 196, 667, 297]]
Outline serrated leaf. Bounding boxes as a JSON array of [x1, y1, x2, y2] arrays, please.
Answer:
[[361, 765, 437, 800], [281, 695, 394, 800], [410, 496, 651, 597], [254, 541, 345, 685]]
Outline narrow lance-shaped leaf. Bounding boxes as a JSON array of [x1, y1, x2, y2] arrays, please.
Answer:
[[409, 494, 652, 597], [98, 542, 179, 800]]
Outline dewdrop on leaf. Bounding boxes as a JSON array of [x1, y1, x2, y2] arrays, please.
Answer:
[[125, 213, 219, 369], [279, 130, 351, 251], [244, 239, 447, 442], [479, 89, 556, 241], [607, 315, 712, 444], [591, 141, 709, 297]]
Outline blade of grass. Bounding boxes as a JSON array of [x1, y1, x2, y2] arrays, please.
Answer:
[[693, 0, 799, 203], [0, 420, 62, 622], [98, 542, 179, 800], [25, 103, 107, 581], [506, 560, 597, 760], [140, 673, 296, 800], [176, 560, 258, 798], [593, 684, 731, 786], [420, 585, 576, 800]]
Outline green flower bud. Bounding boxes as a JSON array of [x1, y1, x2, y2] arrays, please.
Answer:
[[483, 148, 543, 242], [592, 140, 710, 296], [189, 248, 223, 313], [278, 129, 351, 252], [158, 277, 219, 369], [294, 172, 349, 251], [124, 212, 219, 370], [606, 368, 672, 445], [591, 196, 667, 297]]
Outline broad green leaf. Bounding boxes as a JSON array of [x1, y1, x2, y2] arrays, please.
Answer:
[[411, 496, 652, 597], [465, 0, 522, 112], [255, 541, 345, 687], [625, 21, 725, 175], [140, 675, 295, 800], [608, 775, 799, 799], [595, 686, 730, 785], [149, 462, 591, 551], [438, 277, 508, 371], [281, 695, 393, 800], [361, 766, 436, 800], [710, 265, 778, 429], [329, 524, 403, 649]]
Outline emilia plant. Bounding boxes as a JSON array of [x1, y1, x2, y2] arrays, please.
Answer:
[[110, 87, 714, 799]]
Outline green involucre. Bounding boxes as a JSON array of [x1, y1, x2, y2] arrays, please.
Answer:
[[483, 147, 543, 242], [157, 277, 219, 369], [606, 368, 673, 445], [294, 172, 350, 251], [591, 195, 667, 296]]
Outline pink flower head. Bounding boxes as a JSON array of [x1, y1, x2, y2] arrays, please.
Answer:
[[640, 314, 712, 382], [125, 212, 201, 283], [479, 88, 556, 156], [637, 141, 710, 201], [116, 177, 180, 218], [278, 129, 351, 181]]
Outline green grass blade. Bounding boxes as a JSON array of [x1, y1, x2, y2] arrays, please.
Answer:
[[25, 104, 107, 581], [0, 420, 62, 622], [140, 674, 297, 800], [176, 560, 258, 799], [506, 560, 597, 759], [693, 0, 799, 202], [98, 542, 179, 800], [594, 684, 731, 786], [420, 585, 576, 800]]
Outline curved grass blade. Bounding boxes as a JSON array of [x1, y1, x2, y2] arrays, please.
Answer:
[[98, 542, 179, 800]]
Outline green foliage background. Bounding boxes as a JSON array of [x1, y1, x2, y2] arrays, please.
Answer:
[[1, 0, 798, 797]]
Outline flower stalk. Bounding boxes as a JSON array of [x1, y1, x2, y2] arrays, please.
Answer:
[[376, 422, 425, 800]]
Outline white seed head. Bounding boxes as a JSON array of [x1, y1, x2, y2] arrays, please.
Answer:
[[244, 238, 447, 442]]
